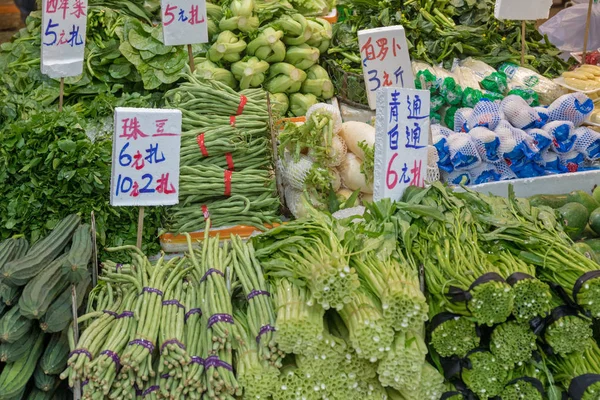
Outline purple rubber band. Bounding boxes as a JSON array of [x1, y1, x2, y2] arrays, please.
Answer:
[[81, 380, 89, 388], [99, 350, 121, 370], [190, 356, 204, 365], [207, 313, 234, 328], [161, 339, 186, 353], [129, 338, 155, 352], [204, 355, 233, 371], [247, 289, 271, 300], [69, 348, 92, 360], [118, 311, 134, 319], [143, 386, 160, 396], [256, 324, 276, 344], [162, 299, 185, 309], [200, 268, 224, 282], [116, 263, 123, 272], [103, 310, 119, 318], [161, 373, 171, 379], [134, 383, 142, 396], [185, 308, 202, 322], [142, 287, 164, 296]]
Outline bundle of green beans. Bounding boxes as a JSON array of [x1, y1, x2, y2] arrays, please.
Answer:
[[181, 280, 205, 399]]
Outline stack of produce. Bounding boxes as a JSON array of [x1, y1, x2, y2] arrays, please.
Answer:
[[277, 103, 375, 217], [560, 64, 600, 102], [432, 92, 598, 185], [163, 73, 280, 233], [0, 214, 92, 399], [201, 0, 335, 116], [327, 0, 573, 107]]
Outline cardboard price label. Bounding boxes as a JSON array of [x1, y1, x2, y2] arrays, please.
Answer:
[[494, 0, 552, 20], [41, 0, 88, 78], [161, 0, 209, 45], [358, 26, 415, 110], [373, 87, 430, 201], [110, 108, 182, 206]]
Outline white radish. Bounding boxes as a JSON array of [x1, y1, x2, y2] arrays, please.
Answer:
[[339, 121, 375, 160], [361, 193, 374, 204], [339, 153, 373, 194], [336, 188, 354, 202]]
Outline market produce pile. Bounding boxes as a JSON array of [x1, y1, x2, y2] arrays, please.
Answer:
[[0, 214, 92, 399], [327, 0, 574, 107]]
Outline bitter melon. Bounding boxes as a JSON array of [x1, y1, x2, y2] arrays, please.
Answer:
[[0, 305, 33, 343], [0, 329, 45, 398], [63, 224, 92, 284]]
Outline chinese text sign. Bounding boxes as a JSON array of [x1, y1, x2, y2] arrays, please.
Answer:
[[41, 0, 88, 78], [110, 108, 182, 206], [373, 88, 430, 202], [161, 0, 209, 46], [495, 0, 552, 20], [358, 26, 415, 110]]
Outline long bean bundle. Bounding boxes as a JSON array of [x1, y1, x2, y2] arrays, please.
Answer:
[[182, 280, 205, 398]]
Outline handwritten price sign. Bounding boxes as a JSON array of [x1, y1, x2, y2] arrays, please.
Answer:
[[41, 0, 88, 78], [110, 108, 182, 206], [358, 26, 415, 110], [495, 0, 552, 20], [373, 87, 430, 202], [161, 0, 209, 45]]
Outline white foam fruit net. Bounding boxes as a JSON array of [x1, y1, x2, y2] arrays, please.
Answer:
[[541, 150, 561, 170], [574, 127, 600, 159], [427, 145, 441, 183], [454, 108, 474, 132], [543, 121, 576, 153], [468, 162, 501, 185], [548, 93, 595, 127], [494, 120, 539, 159], [469, 127, 500, 162], [326, 135, 347, 167], [282, 152, 315, 190], [432, 124, 454, 137], [306, 103, 343, 134], [524, 128, 553, 152], [492, 159, 518, 180], [467, 100, 504, 131], [442, 169, 472, 185], [446, 133, 482, 171], [500, 95, 542, 130], [284, 185, 306, 218]]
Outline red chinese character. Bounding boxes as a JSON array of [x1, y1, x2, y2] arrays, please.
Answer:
[[188, 5, 205, 25], [360, 37, 375, 61], [58, 0, 69, 19], [71, 0, 86, 18], [163, 4, 177, 26], [46, 0, 58, 13], [392, 38, 402, 57], [120, 118, 147, 141], [156, 173, 176, 194], [130, 181, 140, 197], [382, 71, 393, 87], [57, 29, 68, 46], [375, 38, 388, 60], [155, 119, 167, 135], [410, 160, 423, 188], [132, 150, 145, 170]]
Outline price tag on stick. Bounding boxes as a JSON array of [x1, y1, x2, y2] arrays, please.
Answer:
[[494, 0, 552, 20], [373, 87, 430, 202], [110, 108, 182, 207], [358, 26, 415, 110]]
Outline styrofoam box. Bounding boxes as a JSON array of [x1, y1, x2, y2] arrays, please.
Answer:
[[459, 170, 600, 198]]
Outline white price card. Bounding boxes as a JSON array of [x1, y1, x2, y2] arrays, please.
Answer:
[[161, 0, 209, 45], [373, 87, 430, 202], [358, 26, 415, 110], [41, 0, 88, 78], [495, 0, 552, 20], [110, 108, 182, 206]]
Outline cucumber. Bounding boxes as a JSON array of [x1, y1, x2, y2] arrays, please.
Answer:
[[590, 208, 600, 236], [39, 332, 70, 375], [0, 305, 33, 343], [567, 190, 600, 214], [19, 254, 70, 320], [0, 326, 40, 363], [1, 214, 80, 287], [528, 194, 569, 209], [40, 275, 90, 333], [0, 330, 45, 398], [62, 224, 92, 284], [557, 202, 590, 240], [33, 364, 58, 392]]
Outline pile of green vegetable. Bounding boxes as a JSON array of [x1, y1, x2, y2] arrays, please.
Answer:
[[0, 214, 92, 399]]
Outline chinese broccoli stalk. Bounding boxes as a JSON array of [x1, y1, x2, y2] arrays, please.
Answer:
[[231, 57, 269, 90], [208, 31, 247, 63], [269, 92, 289, 117], [272, 14, 312, 46], [193, 59, 238, 89], [306, 18, 332, 54], [403, 183, 514, 326], [289, 93, 317, 117], [542, 294, 593, 356], [219, 0, 260, 33], [428, 300, 480, 358], [285, 44, 320, 70], [551, 340, 600, 397], [254, 214, 360, 311], [233, 309, 279, 399], [462, 350, 511, 399], [489, 320, 537, 367], [377, 329, 428, 391], [230, 235, 282, 367], [247, 27, 286, 63], [301, 64, 334, 99], [265, 62, 307, 94]]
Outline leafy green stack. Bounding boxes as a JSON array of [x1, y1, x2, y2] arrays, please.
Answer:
[[0, 214, 92, 399], [163, 74, 281, 233]]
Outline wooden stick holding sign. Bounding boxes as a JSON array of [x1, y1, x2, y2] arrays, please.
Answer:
[[494, 0, 553, 66], [40, 0, 89, 112], [188, 44, 196, 72], [110, 108, 182, 251], [582, 0, 594, 63]]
